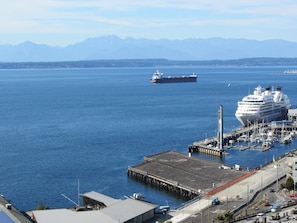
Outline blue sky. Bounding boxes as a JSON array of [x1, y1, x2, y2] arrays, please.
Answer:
[[1, 0, 297, 46]]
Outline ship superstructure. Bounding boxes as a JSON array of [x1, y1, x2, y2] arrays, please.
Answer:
[[235, 86, 291, 126]]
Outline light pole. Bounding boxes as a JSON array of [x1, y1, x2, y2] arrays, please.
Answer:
[[246, 184, 249, 218], [276, 162, 279, 191], [208, 198, 210, 223], [293, 177, 295, 199], [196, 210, 203, 223], [293, 158, 297, 198], [261, 176, 263, 200]]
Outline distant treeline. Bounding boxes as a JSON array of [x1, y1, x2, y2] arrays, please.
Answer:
[[0, 58, 297, 69]]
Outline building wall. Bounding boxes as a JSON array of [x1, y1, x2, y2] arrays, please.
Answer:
[[124, 210, 155, 223], [82, 197, 106, 209], [288, 109, 297, 122], [286, 156, 297, 187]]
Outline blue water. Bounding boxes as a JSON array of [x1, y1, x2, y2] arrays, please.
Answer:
[[0, 66, 297, 211]]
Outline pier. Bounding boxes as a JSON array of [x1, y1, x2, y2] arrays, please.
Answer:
[[188, 120, 297, 156], [128, 150, 249, 199]]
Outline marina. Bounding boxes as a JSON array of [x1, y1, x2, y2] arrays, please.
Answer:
[[188, 120, 297, 156]]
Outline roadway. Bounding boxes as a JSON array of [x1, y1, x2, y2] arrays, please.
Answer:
[[166, 157, 288, 223]]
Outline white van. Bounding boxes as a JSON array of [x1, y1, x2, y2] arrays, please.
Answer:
[[256, 213, 265, 218]]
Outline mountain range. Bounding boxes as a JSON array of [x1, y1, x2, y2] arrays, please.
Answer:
[[1, 35, 297, 62]]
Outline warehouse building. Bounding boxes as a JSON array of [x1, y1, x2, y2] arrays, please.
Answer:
[[32, 191, 157, 223]]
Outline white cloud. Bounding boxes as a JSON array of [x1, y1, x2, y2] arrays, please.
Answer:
[[0, 0, 296, 45]]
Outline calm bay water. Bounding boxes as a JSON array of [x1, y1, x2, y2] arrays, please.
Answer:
[[0, 66, 297, 211]]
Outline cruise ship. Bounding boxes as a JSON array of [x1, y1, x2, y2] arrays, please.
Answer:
[[150, 70, 197, 83], [235, 86, 291, 126]]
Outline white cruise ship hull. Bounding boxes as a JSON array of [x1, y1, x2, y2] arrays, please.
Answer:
[[235, 85, 291, 126], [236, 108, 287, 126]]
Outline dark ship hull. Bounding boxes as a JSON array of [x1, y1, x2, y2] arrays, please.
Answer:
[[151, 76, 197, 83]]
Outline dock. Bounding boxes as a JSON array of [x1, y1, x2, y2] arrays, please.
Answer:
[[128, 150, 250, 199], [188, 121, 297, 156]]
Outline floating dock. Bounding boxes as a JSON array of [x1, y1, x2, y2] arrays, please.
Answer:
[[188, 121, 297, 156], [128, 150, 249, 199]]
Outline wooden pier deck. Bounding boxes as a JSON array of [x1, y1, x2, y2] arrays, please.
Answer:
[[128, 150, 249, 199]]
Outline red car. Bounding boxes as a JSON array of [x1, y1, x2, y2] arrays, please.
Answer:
[[264, 202, 270, 206]]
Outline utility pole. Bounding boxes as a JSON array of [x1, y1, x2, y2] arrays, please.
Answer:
[[217, 105, 223, 152]]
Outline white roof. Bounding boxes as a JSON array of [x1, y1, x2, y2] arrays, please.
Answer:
[[32, 192, 157, 223], [82, 191, 120, 207], [101, 198, 157, 222], [32, 209, 117, 223]]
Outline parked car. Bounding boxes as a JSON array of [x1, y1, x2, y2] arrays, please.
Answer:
[[287, 199, 297, 205], [264, 202, 270, 206], [211, 197, 220, 205], [291, 208, 297, 214], [256, 213, 265, 218], [271, 207, 281, 212], [271, 214, 280, 220]]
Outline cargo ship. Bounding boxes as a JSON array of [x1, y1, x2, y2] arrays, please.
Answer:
[[235, 85, 291, 126], [150, 70, 197, 83]]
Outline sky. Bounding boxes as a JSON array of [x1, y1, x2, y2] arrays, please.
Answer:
[[1, 0, 297, 46]]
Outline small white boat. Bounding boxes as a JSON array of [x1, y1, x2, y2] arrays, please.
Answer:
[[280, 135, 292, 144], [262, 142, 271, 151], [130, 193, 145, 200], [284, 70, 297, 74]]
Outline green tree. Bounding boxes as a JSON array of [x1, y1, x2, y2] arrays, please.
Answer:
[[36, 202, 44, 210], [224, 211, 233, 221], [214, 211, 233, 222], [285, 176, 294, 191], [36, 202, 50, 210], [215, 214, 225, 221]]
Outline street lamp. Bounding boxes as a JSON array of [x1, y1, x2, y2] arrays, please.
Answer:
[[276, 163, 279, 191], [196, 210, 203, 223], [293, 168, 296, 198]]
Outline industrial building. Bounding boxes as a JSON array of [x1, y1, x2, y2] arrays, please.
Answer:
[[32, 191, 158, 223]]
